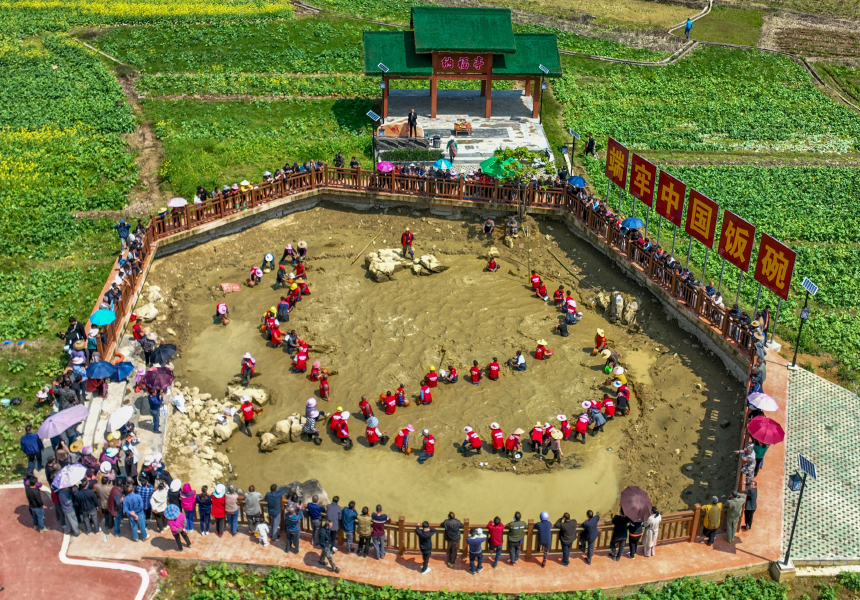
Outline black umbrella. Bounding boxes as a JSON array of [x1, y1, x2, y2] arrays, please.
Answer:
[[619, 486, 652, 522], [149, 344, 177, 365], [143, 367, 174, 390]]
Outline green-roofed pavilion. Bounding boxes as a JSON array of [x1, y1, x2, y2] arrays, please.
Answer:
[[363, 7, 561, 119]]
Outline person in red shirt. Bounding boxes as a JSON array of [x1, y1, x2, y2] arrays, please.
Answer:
[[417, 429, 435, 464], [574, 412, 591, 444], [240, 397, 256, 436], [557, 414, 572, 439], [469, 360, 482, 385], [289, 283, 301, 304], [530, 270, 542, 291], [535, 339, 553, 360], [401, 228, 415, 258], [603, 394, 616, 420], [616, 383, 630, 416], [359, 395, 373, 419], [442, 365, 458, 383], [425, 367, 438, 388], [294, 261, 307, 279], [486, 257, 499, 272], [132, 321, 144, 340], [542, 421, 557, 445], [292, 348, 308, 373], [553, 285, 565, 307], [329, 407, 342, 432], [486, 516, 505, 567], [240, 352, 256, 386], [490, 423, 504, 453], [297, 281, 311, 295], [460, 426, 482, 456], [590, 398, 604, 411], [249, 266, 262, 286], [395, 383, 407, 406], [336, 411, 352, 449], [394, 424, 414, 454], [382, 392, 397, 415], [505, 428, 523, 456], [365, 416, 385, 447], [310, 361, 321, 382], [487, 358, 500, 381], [593, 328, 607, 355], [529, 423, 543, 452], [537, 281, 548, 300], [418, 380, 432, 405], [319, 375, 330, 401]]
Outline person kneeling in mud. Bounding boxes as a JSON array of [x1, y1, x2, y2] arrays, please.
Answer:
[[336, 411, 353, 450], [303, 409, 323, 445]]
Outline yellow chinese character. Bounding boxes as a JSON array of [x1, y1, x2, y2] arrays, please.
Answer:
[[660, 182, 681, 215], [607, 147, 625, 182], [632, 163, 652, 199], [723, 221, 749, 262], [688, 197, 713, 240], [760, 245, 789, 290]]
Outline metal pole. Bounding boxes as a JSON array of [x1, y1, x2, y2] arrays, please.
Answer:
[[782, 472, 807, 566], [632, 197, 635, 219], [716, 259, 726, 294], [539, 78, 544, 124], [735, 271, 743, 306], [702, 246, 709, 282], [769, 298, 782, 344], [754, 283, 763, 316], [685, 237, 692, 269], [671, 227, 677, 256], [618, 186, 623, 213], [645, 206, 650, 236], [656, 215, 663, 247], [789, 290, 810, 368], [606, 180, 611, 203]]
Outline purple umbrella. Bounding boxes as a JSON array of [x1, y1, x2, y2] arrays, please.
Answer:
[[143, 367, 174, 390], [37, 404, 89, 439], [52, 464, 87, 489], [376, 161, 394, 173]]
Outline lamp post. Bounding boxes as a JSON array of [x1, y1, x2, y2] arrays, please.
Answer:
[[538, 64, 549, 125], [788, 293, 810, 369]]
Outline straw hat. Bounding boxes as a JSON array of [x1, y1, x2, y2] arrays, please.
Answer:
[[512, 428, 524, 436], [596, 328, 605, 337], [298, 241, 307, 249], [581, 401, 592, 409], [535, 421, 542, 427], [551, 430, 563, 440], [754, 331, 764, 340], [146, 332, 157, 341], [537, 339, 547, 346], [306, 398, 317, 407], [406, 424, 415, 432], [557, 414, 568, 422], [600, 349, 611, 358], [490, 422, 500, 429], [612, 366, 625, 375], [69, 440, 83, 453], [463, 426, 473, 433], [243, 352, 253, 360]]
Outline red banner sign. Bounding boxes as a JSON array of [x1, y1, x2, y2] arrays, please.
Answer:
[[605, 137, 629, 189], [684, 189, 718, 248], [628, 153, 656, 207], [433, 53, 491, 74], [655, 170, 686, 227], [717, 210, 756, 272], [754, 234, 796, 301]]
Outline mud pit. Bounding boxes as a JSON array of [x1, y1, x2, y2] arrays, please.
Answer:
[[148, 204, 745, 522]]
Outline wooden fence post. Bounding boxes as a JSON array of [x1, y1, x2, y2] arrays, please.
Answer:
[[525, 519, 534, 559], [689, 503, 702, 543], [398, 516, 406, 556], [461, 518, 470, 558]]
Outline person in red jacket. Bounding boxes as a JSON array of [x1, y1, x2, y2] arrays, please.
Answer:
[[442, 365, 458, 383], [505, 428, 523, 456], [132, 320, 145, 340], [294, 261, 307, 279], [603, 394, 616, 420], [401, 228, 415, 258], [542, 422, 557, 447], [329, 407, 342, 432], [292, 347, 308, 373], [565, 292, 577, 315], [553, 285, 565, 307], [211, 483, 227, 537], [535, 339, 553, 360], [460, 426, 482, 456], [418, 380, 432, 405], [394, 424, 414, 454], [469, 360, 482, 385], [529, 422, 543, 452], [490, 422, 504, 453], [319, 375, 330, 401], [240, 396, 256, 436], [487, 358, 500, 381], [289, 283, 301, 304], [382, 392, 397, 415], [486, 516, 505, 567], [530, 270, 542, 291], [395, 383, 407, 406], [310, 361, 321, 382], [593, 328, 607, 355], [417, 429, 435, 464], [297, 280, 311, 296], [336, 411, 353, 449], [365, 416, 385, 447], [486, 257, 499, 272], [359, 395, 373, 419], [557, 414, 572, 439], [425, 367, 438, 388], [537, 281, 549, 301], [574, 412, 591, 444]]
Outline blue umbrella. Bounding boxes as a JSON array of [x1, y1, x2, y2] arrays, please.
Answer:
[[37, 405, 89, 439], [433, 159, 453, 170], [622, 217, 645, 229], [568, 175, 587, 188], [111, 361, 135, 382], [86, 361, 116, 379], [90, 309, 116, 327]]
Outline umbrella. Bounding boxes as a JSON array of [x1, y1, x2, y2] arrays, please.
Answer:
[[376, 161, 394, 173], [747, 393, 778, 412], [37, 405, 89, 439], [52, 464, 87, 489], [108, 405, 135, 432], [621, 217, 645, 230], [748, 415, 785, 444], [143, 367, 174, 390], [619, 486, 653, 522], [86, 361, 116, 379], [432, 159, 453, 170], [90, 309, 116, 327], [112, 361, 135, 382], [150, 344, 177, 365], [567, 175, 587, 188], [167, 197, 188, 207]]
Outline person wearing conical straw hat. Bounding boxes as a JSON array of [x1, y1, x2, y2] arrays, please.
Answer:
[[505, 428, 524, 456], [336, 411, 353, 450], [601, 348, 620, 371], [395, 424, 414, 454], [529, 422, 543, 452], [489, 422, 504, 453], [574, 411, 591, 444], [535, 339, 553, 360], [297, 240, 307, 259], [592, 328, 607, 355], [549, 429, 564, 463]]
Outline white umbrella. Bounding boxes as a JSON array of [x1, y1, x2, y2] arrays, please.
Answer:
[[108, 405, 135, 432], [167, 197, 188, 207], [747, 393, 778, 412]]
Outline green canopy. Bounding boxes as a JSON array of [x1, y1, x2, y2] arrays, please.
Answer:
[[480, 156, 519, 178]]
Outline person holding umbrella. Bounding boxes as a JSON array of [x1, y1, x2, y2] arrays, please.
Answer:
[[619, 486, 652, 558]]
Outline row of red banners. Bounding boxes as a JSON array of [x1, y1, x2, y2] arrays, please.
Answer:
[[605, 137, 796, 301]]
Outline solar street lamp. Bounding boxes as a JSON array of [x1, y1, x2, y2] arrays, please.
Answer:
[[538, 64, 549, 124]]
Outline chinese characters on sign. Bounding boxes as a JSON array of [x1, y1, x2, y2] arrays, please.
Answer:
[[655, 170, 686, 227], [628, 153, 656, 207], [684, 189, 718, 248], [434, 53, 490, 74], [604, 137, 629, 189], [754, 233, 796, 301], [717, 210, 755, 272]]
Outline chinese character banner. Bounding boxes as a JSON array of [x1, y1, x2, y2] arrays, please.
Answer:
[[717, 210, 756, 272], [684, 189, 718, 248], [628, 153, 656, 207], [754, 233, 796, 301], [433, 53, 490, 74], [605, 137, 629, 189], [655, 169, 686, 227]]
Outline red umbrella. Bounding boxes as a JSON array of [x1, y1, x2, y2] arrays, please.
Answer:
[[619, 486, 652, 522], [748, 415, 785, 445]]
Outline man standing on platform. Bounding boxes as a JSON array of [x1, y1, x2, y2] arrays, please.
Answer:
[[408, 108, 418, 137]]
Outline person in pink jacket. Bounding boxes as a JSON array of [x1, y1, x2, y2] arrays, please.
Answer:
[[180, 483, 196, 531], [166, 504, 191, 551]]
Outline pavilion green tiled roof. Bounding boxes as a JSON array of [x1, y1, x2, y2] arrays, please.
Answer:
[[493, 34, 562, 77], [410, 7, 516, 54], [363, 31, 433, 77]]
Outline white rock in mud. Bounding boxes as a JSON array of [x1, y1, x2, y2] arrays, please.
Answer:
[[259, 432, 279, 452], [227, 385, 268, 406], [148, 288, 164, 303], [136, 303, 159, 322], [484, 246, 500, 259], [419, 254, 448, 273], [213, 421, 238, 442], [596, 291, 610, 310], [365, 248, 408, 282], [621, 297, 640, 326], [504, 236, 514, 248], [271, 419, 295, 443]]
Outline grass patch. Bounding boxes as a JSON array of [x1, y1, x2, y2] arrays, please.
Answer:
[[723, 0, 860, 19], [676, 6, 764, 46], [145, 98, 377, 197], [514, 23, 668, 61], [819, 62, 860, 104], [494, 0, 693, 31]]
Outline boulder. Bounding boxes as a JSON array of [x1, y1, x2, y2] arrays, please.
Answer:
[[503, 236, 514, 248], [289, 417, 304, 442], [419, 254, 448, 273], [622, 297, 640, 326], [484, 246, 500, 259], [213, 421, 238, 442], [271, 419, 294, 443], [596, 291, 610, 310], [259, 432, 279, 452], [609, 292, 624, 323], [136, 303, 159, 322], [278, 479, 329, 506], [365, 249, 409, 282], [148, 288, 164, 303], [227, 385, 269, 406]]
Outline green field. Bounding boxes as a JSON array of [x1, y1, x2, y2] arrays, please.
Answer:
[[677, 6, 764, 47]]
